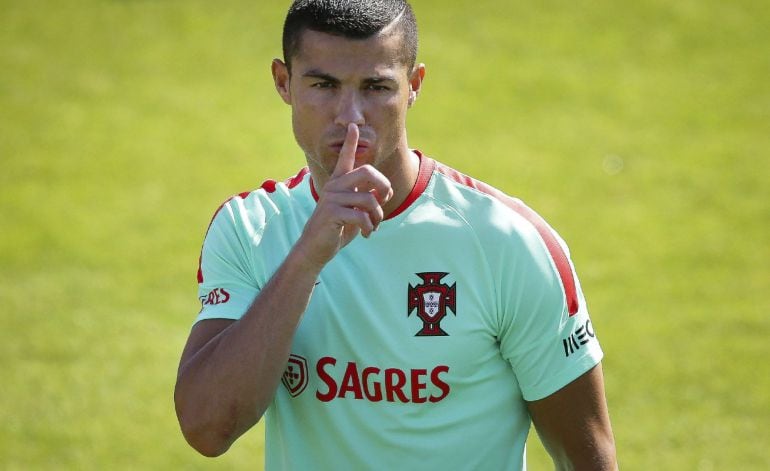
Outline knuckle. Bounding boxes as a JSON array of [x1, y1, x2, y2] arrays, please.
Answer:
[[356, 165, 379, 179], [358, 193, 379, 210]]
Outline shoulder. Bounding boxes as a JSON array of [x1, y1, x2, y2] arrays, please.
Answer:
[[429, 161, 551, 238], [428, 160, 579, 315], [206, 167, 312, 230], [196, 167, 311, 283]]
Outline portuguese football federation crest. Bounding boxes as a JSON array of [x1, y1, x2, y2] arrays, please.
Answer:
[[408, 272, 456, 336]]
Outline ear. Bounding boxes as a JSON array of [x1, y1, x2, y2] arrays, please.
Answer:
[[407, 63, 426, 108], [272, 59, 292, 105]]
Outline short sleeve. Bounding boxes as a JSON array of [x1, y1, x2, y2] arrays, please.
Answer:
[[195, 200, 260, 323], [498, 225, 603, 402]]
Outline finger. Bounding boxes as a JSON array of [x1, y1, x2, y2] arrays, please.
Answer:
[[325, 191, 381, 213], [371, 187, 394, 206], [325, 191, 385, 231], [331, 123, 359, 178], [326, 164, 392, 203], [336, 207, 375, 238]]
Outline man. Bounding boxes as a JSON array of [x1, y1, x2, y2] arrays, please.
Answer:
[[175, 0, 617, 469]]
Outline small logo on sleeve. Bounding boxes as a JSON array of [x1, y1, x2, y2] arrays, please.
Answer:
[[408, 272, 456, 336], [199, 288, 230, 306], [562, 319, 596, 357]]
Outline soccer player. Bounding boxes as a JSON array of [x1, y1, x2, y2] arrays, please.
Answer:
[[174, 0, 617, 469]]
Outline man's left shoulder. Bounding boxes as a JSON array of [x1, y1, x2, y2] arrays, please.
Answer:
[[430, 161, 579, 314], [430, 162, 547, 229]]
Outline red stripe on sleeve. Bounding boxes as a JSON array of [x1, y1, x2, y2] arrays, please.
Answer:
[[260, 180, 277, 193], [436, 164, 580, 316], [197, 167, 309, 283], [197, 196, 236, 284], [285, 167, 310, 189]]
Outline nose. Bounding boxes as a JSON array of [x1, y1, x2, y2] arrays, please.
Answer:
[[333, 89, 365, 127]]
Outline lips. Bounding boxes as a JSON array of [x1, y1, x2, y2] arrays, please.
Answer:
[[329, 140, 371, 156]]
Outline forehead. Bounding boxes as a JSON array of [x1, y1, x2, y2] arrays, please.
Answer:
[[292, 29, 408, 77]]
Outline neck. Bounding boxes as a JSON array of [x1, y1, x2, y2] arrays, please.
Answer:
[[381, 148, 421, 217]]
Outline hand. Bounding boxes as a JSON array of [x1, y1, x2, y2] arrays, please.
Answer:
[[295, 123, 393, 270]]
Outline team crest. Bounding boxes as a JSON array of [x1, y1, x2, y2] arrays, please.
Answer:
[[408, 272, 456, 336], [281, 354, 309, 397]]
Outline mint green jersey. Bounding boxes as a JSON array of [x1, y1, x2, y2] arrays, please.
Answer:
[[195, 153, 603, 470]]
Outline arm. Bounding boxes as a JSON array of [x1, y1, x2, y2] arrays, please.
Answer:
[[174, 123, 392, 456], [527, 363, 617, 470], [174, 248, 323, 457]]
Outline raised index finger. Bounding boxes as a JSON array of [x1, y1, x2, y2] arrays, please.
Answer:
[[331, 123, 358, 178]]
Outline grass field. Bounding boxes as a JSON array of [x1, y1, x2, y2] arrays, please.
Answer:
[[1, 0, 768, 469]]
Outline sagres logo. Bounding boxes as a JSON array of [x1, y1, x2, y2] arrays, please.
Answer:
[[408, 272, 456, 336], [281, 354, 309, 397]]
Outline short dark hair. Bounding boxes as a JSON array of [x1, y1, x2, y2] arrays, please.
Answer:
[[282, 0, 418, 73]]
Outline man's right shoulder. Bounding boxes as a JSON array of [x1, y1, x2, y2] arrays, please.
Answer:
[[196, 167, 312, 284], [206, 167, 312, 226]]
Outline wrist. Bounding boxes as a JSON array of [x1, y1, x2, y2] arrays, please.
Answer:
[[286, 238, 329, 277]]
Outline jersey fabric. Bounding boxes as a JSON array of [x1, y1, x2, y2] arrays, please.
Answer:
[[195, 152, 603, 470]]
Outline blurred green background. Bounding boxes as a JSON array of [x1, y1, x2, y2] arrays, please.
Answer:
[[1, 0, 768, 469]]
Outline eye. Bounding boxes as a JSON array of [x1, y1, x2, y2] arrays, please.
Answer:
[[365, 84, 390, 91], [311, 81, 335, 89]]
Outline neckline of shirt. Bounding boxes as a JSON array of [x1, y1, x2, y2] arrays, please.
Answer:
[[308, 150, 436, 221]]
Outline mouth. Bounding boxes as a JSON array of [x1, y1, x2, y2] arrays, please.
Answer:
[[329, 141, 371, 157]]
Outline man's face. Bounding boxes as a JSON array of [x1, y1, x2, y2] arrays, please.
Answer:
[[273, 29, 423, 179]]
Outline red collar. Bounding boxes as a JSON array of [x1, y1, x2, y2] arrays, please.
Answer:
[[309, 150, 435, 221]]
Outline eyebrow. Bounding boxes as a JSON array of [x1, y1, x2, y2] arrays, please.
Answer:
[[301, 70, 398, 85], [302, 71, 340, 83], [362, 76, 398, 85]]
